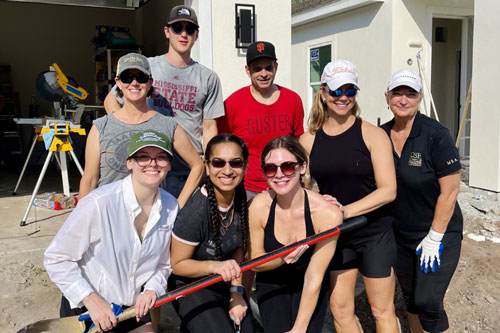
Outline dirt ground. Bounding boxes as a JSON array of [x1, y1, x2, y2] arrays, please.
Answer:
[[0, 164, 499, 332]]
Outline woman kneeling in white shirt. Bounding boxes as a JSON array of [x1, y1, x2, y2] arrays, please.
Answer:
[[44, 130, 179, 332]]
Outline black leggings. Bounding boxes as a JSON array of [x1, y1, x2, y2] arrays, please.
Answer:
[[395, 241, 461, 332], [256, 276, 329, 333], [173, 281, 254, 333]]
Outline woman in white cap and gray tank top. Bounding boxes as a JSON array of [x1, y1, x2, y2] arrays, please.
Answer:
[[79, 52, 203, 208], [300, 59, 399, 332]]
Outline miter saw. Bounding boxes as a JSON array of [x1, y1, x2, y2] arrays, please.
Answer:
[[36, 63, 89, 123], [14, 64, 94, 226]]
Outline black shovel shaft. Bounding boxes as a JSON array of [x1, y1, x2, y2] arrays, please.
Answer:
[[154, 216, 367, 308]]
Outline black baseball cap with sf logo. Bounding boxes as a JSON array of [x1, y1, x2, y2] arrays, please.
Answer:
[[246, 41, 277, 65], [167, 5, 199, 28]]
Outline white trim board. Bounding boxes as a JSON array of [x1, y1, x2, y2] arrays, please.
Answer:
[[292, 0, 385, 28], [189, 0, 214, 69], [429, 6, 473, 19]]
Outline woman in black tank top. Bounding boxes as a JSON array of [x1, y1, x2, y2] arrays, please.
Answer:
[[248, 136, 342, 333], [300, 60, 399, 332]]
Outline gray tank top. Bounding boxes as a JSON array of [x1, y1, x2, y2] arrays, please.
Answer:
[[94, 112, 177, 186]]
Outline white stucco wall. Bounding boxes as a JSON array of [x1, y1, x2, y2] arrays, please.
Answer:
[[469, 0, 500, 192], [392, 0, 430, 117], [391, 0, 428, 75], [292, 1, 393, 126], [399, 0, 473, 120], [290, 0, 500, 194], [191, 0, 292, 99], [291, 0, 473, 127]]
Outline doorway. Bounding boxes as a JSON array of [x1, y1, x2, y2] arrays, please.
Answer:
[[431, 17, 473, 158]]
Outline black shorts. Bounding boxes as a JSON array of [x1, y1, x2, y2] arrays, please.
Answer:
[[60, 295, 150, 332], [329, 228, 396, 278], [395, 240, 461, 332]]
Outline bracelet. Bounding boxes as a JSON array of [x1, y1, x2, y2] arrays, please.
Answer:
[[229, 285, 244, 294]]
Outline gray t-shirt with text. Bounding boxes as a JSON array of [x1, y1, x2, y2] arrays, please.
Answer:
[[113, 55, 224, 155], [94, 112, 177, 186]]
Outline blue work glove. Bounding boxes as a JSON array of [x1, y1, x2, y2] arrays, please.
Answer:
[[416, 228, 444, 274], [78, 302, 123, 330]]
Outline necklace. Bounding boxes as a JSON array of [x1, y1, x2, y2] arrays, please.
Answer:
[[219, 206, 235, 229]]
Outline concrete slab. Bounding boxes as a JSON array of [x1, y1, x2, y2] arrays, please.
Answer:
[[0, 165, 79, 332]]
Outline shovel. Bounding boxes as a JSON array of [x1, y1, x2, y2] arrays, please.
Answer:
[[18, 216, 367, 333]]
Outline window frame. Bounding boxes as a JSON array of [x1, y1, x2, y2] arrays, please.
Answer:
[[306, 42, 333, 126]]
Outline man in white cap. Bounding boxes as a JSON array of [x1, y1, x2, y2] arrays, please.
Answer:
[[218, 41, 304, 200], [104, 5, 224, 198]]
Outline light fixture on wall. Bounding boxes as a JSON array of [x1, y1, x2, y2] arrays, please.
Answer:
[[235, 4, 255, 49], [435, 27, 447, 43]]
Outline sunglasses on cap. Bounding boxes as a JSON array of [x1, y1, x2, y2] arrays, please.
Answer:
[[209, 158, 245, 169], [119, 71, 150, 84], [170, 22, 197, 35], [328, 87, 358, 98], [262, 161, 301, 178]]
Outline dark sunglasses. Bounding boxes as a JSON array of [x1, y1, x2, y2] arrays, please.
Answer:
[[119, 71, 150, 84], [328, 87, 358, 98], [209, 158, 244, 169], [170, 22, 197, 35], [262, 161, 300, 178]]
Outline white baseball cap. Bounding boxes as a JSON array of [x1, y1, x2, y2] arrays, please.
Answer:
[[321, 59, 359, 91], [387, 69, 422, 92]]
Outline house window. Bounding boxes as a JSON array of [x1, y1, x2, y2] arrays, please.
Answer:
[[304, 43, 332, 129], [309, 44, 331, 95]]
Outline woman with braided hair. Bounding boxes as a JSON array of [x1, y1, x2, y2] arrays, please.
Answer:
[[170, 133, 254, 332]]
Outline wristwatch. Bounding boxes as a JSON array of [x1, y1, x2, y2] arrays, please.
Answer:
[[229, 285, 244, 294]]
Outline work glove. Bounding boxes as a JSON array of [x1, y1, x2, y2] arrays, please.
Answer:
[[78, 302, 123, 330], [416, 228, 444, 274]]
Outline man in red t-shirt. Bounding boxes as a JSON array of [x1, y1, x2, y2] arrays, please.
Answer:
[[217, 41, 304, 200]]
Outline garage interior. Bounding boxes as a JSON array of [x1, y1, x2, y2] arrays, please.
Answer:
[[0, 0, 180, 171]]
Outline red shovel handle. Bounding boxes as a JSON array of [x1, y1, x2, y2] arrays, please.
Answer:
[[154, 216, 367, 307], [92, 216, 368, 330]]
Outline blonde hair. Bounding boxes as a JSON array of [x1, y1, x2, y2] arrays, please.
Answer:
[[307, 84, 361, 134]]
